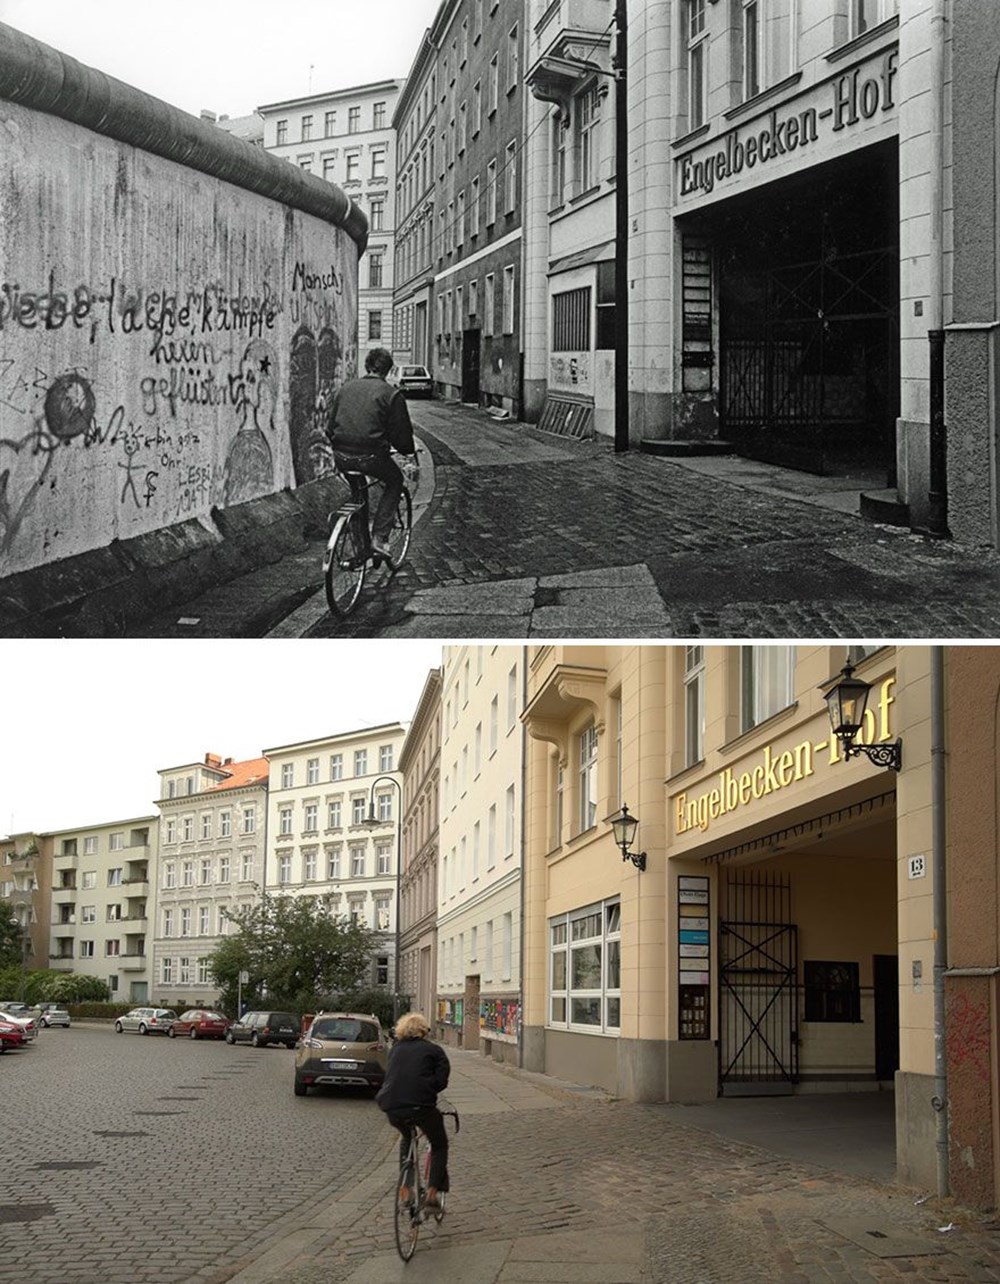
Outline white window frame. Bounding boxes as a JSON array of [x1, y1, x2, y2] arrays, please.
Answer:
[[548, 899, 621, 1032], [741, 645, 795, 731], [578, 724, 598, 833], [684, 646, 705, 766], [687, 0, 709, 131]]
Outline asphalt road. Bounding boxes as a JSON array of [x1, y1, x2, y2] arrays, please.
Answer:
[[0, 1023, 389, 1284]]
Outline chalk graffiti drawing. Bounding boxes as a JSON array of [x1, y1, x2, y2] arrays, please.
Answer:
[[947, 991, 992, 1085], [288, 325, 343, 485], [223, 339, 277, 505]]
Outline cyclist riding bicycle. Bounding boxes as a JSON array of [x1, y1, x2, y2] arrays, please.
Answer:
[[326, 347, 417, 558], [375, 1012, 451, 1209]]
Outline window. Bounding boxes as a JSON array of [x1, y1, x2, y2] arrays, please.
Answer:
[[852, 0, 897, 38], [488, 53, 499, 113], [554, 760, 564, 849], [612, 694, 623, 807], [278, 854, 292, 885], [549, 900, 621, 1030], [484, 920, 494, 981], [200, 858, 212, 885], [379, 744, 394, 772], [487, 803, 497, 869], [741, 645, 795, 731], [81, 905, 96, 924], [181, 818, 193, 842], [351, 846, 366, 878], [370, 197, 385, 231], [577, 85, 600, 191], [165, 819, 176, 845], [486, 159, 497, 224], [687, 0, 708, 131], [685, 646, 705, 766], [83, 836, 96, 855], [279, 806, 293, 837], [502, 911, 513, 980], [348, 105, 360, 133], [198, 906, 209, 935], [327, 847, 341, 879], [164, 863, 176, 889], [484, 273, 495, 338], [471, 177, 481, 239], [373, 100, 386, 128], [346, 151, 360, 183], [328, 800, 342, 829], [473, 81, 482, 136], [742, 0, 760, 99], [502, 265, 515, 334], [377, 793, 393, 822], [180, 907, 191, 937], [330, 754, 343, 780], [578, 724, 598, 832], [377, 842, 392, 875], [301, 114, 313, 141], [82, 870, 96, 890], [507, 23, 519, 91], [551, 112, 567, 205], [107, 867, 122, 887], [242, 807, 255, 834], [474, 722, 483, 774], [505, 784, 515, 857], [352, 797, 368, 826], [307, 757, 320, 785], [276, 119, 288, 145], [179, 957, 191, 985], [198, 957, 211, 984], [553, 287, 591, 352], [804, 961, 861, 1022], [280, 763, 294, 789], [79, 940, 95, 958], [219, 855, 230, 883], [241, 851, 254, 881], [163, 908, 173, 937], [355, 749, 368, 777], [324, 109, 336, 136], [304, 848, 317, 880], [161, 956, 173, 983], [220, 811, 231, 838], [489, 695, 499, 754]]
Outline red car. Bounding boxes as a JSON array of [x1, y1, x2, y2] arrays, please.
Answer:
[[0, 1020, 26, 1052], [168, 1009, 229, 1040]]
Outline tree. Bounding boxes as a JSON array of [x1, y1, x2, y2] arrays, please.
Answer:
[[0, 903, 25, 969], [209, 893, 379, 1016]]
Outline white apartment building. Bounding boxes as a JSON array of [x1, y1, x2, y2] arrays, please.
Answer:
[[261, 724, 406, 996], [0, 831, 46, 974], [153, 753, 270, 1008], [46, 816, 157, 1003], [258, 80, 403, 360], [437, 645, 525, 1063]]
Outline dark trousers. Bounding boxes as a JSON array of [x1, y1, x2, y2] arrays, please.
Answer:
[[334, 451, 403, 544], [387, 1106, 449, 1192]]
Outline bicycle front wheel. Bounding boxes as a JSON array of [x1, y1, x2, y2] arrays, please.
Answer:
[[394, 1157, 420, 1261], [324, 513, 366, 617], [383, 486, 413, 570]]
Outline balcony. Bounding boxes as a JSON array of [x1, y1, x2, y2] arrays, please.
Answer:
[[53, 850, 79, 867], [122, 912, 148, 926], [119, 953, 147, 971], [48, 952, 75, 969], [122, 878, 150, 894], [53, 886, 78, 902]]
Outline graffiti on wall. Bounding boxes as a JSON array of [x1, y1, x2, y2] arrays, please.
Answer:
[[947, 991, 992, 1085], [480, 998, 520, 1040], [0, 258, 357, 575]]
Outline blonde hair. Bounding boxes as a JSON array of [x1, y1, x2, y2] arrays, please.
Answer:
[[394, 1011, 430, 1040]]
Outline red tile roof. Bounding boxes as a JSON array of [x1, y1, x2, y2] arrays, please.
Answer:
[[206, 757, 269, 792]]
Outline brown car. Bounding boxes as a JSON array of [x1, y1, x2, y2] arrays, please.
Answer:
[[294, 1012, 388, 1096]]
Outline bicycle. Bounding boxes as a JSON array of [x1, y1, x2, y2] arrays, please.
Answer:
[[393, 1107, 460, 1262], [323, 451, 416, 617]]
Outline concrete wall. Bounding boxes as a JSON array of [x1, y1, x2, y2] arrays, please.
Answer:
[[0, 23, 365, 584]]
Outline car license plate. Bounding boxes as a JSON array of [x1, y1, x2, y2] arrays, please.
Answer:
[[323, 1059, 360, 1071]]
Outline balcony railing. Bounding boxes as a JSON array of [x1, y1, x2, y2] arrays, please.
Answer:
[[53, 886, 77, 900], [119, 953, 147, 971]]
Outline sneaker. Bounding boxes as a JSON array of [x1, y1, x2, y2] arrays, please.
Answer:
[[371, 537, 393, 559], [424, 1187, 442, 1209]]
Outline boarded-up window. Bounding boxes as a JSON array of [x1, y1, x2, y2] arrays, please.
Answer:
[[553, 287, 591, 352]]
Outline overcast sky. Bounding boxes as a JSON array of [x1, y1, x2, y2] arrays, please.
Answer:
[[1, 639, 444, 835], [0, 0, 442, 118]]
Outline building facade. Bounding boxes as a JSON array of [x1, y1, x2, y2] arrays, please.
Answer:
[[398, 668, 443, 1018], [43, 816, 157, 1003], [261, 725, 406, 996], [0, 831, 47, 980], [521, 643, 954, 1192], [393, 30, 439, 369], [153, 754, 269, 1009], [437, 645, 525, 1063], [258, 79, 403, 369]]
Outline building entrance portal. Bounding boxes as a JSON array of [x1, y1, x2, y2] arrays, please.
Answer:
[[714, 142, 899, 477]]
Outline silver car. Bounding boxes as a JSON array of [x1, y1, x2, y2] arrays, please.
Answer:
[[38, 1003, 71, 1028], [113, 1007, 176, 1036]]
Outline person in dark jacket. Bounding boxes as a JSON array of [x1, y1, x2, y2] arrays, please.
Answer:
[[326, 347, 416, 557], [375, 1011, 451, 1207]]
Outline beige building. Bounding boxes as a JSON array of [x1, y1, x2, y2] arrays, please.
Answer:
[[153, 754, 269, 1008], [42, 816, 157, 1003], [262, 724, 406, 996], [437, 646, 525, 1062], [398, 668, 443, 1017], [522, 643, 949, 1188], [0, 831, 48, 979]]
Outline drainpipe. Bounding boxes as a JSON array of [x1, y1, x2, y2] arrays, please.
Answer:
[[930, 646, 949, 1197], [518, 645, 527, 1069], [613, 0, 629, 452], [923, 1, 949, 535]]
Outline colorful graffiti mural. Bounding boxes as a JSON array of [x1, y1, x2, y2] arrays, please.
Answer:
[[480, 998, 520, 1040]]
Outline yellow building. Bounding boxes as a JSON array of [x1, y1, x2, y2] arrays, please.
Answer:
[[523, 643, 940, 1187]]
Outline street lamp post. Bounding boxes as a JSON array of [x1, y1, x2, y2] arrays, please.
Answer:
[[365, 775, 403, 1024]]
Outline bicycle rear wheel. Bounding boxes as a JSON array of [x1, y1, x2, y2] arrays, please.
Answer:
[[394, 1144, 421, 1261], [324, 512, 366, 617], [383, 486, 413, 570]]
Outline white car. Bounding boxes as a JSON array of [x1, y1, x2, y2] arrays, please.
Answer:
[[113, 1007, 177, 1035], [38, 1003, 71, 1028], [0, 1009, 37, 1041], [388, 364, 433, 398]]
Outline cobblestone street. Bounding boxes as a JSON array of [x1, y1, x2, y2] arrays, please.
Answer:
[[124, 402, 1000, 640]]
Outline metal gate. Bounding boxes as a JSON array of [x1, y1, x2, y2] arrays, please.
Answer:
[[719, 871, 798, 1095], [720, 234, 898, 475]]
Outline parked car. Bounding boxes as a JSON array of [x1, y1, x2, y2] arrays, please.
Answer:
[[0, 1020, 27, 1052], [169, 1009, 229, 1040], [225, 1010, 298, 1049], [0, 1009, 36, 1041], [38, 1003, 71, 1028], [293, 1012, 389, 1096], [0, 1001, 42, 1025], [113, 1007, 177, 1036], [388, 363, 433, 398]]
